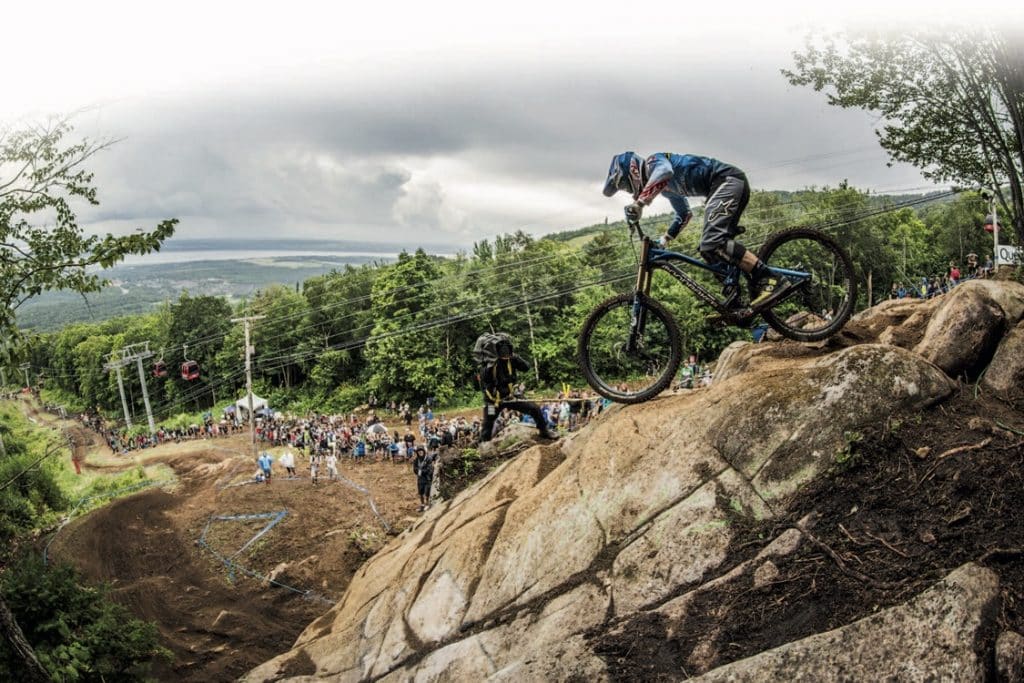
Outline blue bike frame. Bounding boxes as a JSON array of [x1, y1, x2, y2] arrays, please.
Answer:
[[626, 222, 811, 349]]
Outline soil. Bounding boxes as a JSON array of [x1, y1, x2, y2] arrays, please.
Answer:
[[591, 388, 1024, 680], [46, 431, 427, 682]]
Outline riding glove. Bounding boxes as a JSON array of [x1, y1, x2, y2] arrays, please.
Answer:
[[624, 202, 644, 222]]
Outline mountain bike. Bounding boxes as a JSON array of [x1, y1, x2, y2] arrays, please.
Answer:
[[577, 219, 857, 404]]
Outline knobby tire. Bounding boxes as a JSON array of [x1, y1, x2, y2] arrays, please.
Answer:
[[577, 292, 682, 404]]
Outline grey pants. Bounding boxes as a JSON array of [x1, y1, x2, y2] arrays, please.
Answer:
[[699, 174, 750, 265]]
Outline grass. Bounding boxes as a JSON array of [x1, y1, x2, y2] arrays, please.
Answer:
[[1, 398, 176, 520]]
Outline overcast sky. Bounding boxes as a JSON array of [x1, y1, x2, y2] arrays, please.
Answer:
[[3, 1, 1022, 248]]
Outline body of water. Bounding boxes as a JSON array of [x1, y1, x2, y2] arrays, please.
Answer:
[[117, 249, 407, 266]]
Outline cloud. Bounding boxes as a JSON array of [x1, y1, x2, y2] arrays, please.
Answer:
[[66, 45, 932, 244]]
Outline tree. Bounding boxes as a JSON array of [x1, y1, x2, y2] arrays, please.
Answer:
[[165, 293, 232, 410], [364, 249, 454, 401], [0, 117, 177, 336], [0, 116, 175, 676], [784, 28, 1024, 242]]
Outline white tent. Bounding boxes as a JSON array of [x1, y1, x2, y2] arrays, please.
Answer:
[[235, 395, 269, 418]]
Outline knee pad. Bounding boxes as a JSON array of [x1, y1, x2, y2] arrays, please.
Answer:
[[700, 239, 746, 266]]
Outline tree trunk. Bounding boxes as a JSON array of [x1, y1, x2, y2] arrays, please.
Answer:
[[0, 595, 49, 682]]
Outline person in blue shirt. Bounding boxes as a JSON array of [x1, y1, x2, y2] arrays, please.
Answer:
[[603, 152, 791, 309], [257, 451, 273, 484]]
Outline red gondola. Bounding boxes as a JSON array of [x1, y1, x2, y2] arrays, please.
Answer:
[[181, 360, 200, 381], [153, 360, 168, 378]]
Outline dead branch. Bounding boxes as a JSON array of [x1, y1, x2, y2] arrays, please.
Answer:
[[798, 529, 900, 590], [937, 437, 992, 459], [863, 530, 910, 558]]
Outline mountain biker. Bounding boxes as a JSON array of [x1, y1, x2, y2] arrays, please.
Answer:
[[603, 151, 790, 309]]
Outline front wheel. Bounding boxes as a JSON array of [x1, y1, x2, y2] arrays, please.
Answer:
[[577, 293, 682, 404], [755, 228, 857, 342]]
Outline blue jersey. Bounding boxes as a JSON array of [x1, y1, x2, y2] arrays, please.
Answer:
[[636, 154, 744, 238]]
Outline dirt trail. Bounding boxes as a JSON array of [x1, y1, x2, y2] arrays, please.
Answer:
[[48, 435, 425, 682]]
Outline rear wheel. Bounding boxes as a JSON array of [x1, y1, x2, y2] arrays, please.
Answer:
[[755, 228, 857, 342], [577, 293, 682, 404]]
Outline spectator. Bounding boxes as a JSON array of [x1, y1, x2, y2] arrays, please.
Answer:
[[280, 449, 296, 477], [310, 452, 321, 485], [257, 451, 273, 485], [475, 333, 557, 442], [326, 452, 338, 481], [966, 253, 979, 278], [412, 446, 436, 512], [949, 262, 960, 286]]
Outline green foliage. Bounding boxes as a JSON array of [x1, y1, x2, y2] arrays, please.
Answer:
[[0, 116, 176, 339], [835, 430, 864, 467], [459, 447, 481, 476], [364, 249, 458, 402], [0, 554, 170, 681], [784, 28, 1024, 243], [17, 185, 1004, 421], [0, 404, 68, 542]]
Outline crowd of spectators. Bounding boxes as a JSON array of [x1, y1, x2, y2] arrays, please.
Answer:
[[62, 389, 607, 459], [889, 254, 993, 301]]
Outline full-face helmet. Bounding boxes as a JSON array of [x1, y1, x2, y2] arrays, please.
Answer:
[[603, 151, 646, 198]]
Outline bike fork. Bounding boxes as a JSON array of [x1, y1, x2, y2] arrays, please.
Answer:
[[627, 292, 647, 353], [627, 240, 654, 353]]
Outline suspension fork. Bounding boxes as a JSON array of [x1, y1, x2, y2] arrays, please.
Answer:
[[627, 238, 654, 352]]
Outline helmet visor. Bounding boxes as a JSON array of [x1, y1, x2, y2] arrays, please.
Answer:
[[603, 155, 634, 197]]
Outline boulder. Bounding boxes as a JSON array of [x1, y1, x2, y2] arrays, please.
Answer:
[[981, 320, 1024, 397], [997, 631, 1024, 683], [691, 563, 1000, 682], [915, 282, 1009, 377], [845, 296, 940, 349]]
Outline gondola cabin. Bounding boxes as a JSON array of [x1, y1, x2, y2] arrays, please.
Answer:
[[153, 361, 168, 378], [181, 361, 200, 381]]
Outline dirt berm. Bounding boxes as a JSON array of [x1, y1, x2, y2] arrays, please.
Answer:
[[48, 440, 422, 682], [243, 279, 1024, 681]]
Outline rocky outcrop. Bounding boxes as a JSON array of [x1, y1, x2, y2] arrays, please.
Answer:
[[982, 320, 1024, 397], [691, 563, 1000, 682], [245, 281, 1024, 683], [244, 343, 955, 682]]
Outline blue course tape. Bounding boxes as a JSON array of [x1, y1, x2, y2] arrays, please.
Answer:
[[197, 509, 334, 605]]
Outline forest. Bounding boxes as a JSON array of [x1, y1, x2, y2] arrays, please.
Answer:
[[11, 185, 998, 429]]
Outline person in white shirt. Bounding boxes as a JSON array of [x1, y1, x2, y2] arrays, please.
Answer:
[[280, 449, 296, 477], [326, 452, 338, 481]]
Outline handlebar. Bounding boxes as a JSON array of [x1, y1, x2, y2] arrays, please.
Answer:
[[627, 218, 648, 240]]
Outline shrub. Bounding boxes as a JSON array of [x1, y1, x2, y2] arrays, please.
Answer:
[[0, 554, 170, 681]]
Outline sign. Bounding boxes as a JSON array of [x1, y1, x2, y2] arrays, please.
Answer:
[[995, 244, 1020, 266]]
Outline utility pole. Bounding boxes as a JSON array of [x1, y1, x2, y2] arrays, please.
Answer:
[[1, 367, 7, 386], [232, 315, 265, 461], [104, 352, 133, 430], [104, 343, 157, 434], [131, 344, 156, 434], [19, 363, 30, 389], [521, 280, 540, 384], [992, 191, 1000, 267]]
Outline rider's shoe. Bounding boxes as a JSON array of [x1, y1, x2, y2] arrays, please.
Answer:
[[750, 275, 796, 310]]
